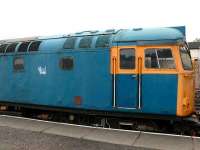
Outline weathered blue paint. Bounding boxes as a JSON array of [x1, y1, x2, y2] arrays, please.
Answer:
[[0, 48, 178, 116], [0, 26, 182, 117], [116, 74, 138, 108], [0, 50, 113, 110], [141, 74, 178, 115], [113, 27, 185, 43]]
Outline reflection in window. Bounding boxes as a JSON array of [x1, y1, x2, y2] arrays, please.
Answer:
[[95, 35, 111, 48], [120, 48, 135, 69], [29, 41, 41, 51], [180, 46, 192, 70], [79, 36, 93, 48], [64, 37, 77, 49], [145, 48, 175, 69], [6, 43, 18, 53], [18, 42, 30, 52]]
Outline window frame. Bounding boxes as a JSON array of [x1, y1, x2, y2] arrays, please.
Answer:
[[18, 42, 31, 52], [115, 46, 137, 74], [13, 57, 25, 72], [179, 46, 193, 71], [5, 43, 18, 53], [78, 36, 93, 49], [119, 48, 136, 70], [95, 35, 111, 48], [144, 47, 176, 70], [59, 57, 74, 70], [63, 37, 77, 49], [28, 41, 41, 52], [0, 44, 8, 53]]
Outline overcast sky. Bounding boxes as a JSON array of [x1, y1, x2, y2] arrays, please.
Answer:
[[0, 0, 199, 41]]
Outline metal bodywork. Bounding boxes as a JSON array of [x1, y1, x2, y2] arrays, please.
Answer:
[[0, 26, 194, 117]]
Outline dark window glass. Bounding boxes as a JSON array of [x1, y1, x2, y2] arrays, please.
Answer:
[[18, 42, 30, 52], [145, 48, 175, 69], [120, 48, 135, 69], [180, 46, 192, 70], [13, 57, 24, 71], [0, 44, 8, 53], [59, 57, 73, 70], [6, 43, 18, 53], [29, 41, 41, 51], [64, 37, 77, 49], [79, 36, 93, 48], [95, 35, 111, 48]]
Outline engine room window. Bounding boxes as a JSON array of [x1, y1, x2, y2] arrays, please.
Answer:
[[180, 46, 192, 70], [13, 57, 24, 71], [0, 44, 8, 53], [18, 42, 30, 52], [120, 48, 135, 69], [6, 43, 18, 53], [79, 36, 93, 49], [59, 57, 73, 70], [63, 37, 77, 49], [145, 48, 175, 69], [28, 41, 41, 51], [95, 35, 111, 48]]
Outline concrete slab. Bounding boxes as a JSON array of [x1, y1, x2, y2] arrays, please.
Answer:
[[134, 132, 193, 150], [84, 128, 140, 146], [1, 115, 199, 150], [0, 115, 56, 132], [193, 138, 200, 150], [44, 124, 94, 139]]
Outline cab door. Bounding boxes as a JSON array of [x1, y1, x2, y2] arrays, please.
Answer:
[[112, 46, 140, 109]]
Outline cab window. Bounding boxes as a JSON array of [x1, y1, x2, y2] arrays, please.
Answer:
[[179, 46, 192, 70], [120, 48, 135, 69], [145, 48, 175, 69]]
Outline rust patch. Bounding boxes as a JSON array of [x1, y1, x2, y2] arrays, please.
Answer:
[[74, 96, 82, 105]]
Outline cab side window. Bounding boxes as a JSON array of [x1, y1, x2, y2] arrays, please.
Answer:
[[120, 48, 135, 69], [179, 46, 192, 70], [145, 48, 175, 69]]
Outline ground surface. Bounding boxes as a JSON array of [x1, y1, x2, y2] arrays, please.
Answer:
[[0, 126, 151, 150]]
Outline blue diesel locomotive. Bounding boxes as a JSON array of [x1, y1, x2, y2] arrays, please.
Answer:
[[0, 26, 196, 132]]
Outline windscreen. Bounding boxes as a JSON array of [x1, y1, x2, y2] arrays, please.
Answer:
[[179, 46, 193, 70]]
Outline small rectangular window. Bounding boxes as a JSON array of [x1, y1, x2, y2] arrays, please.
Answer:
[[13, 57, 24, 71], [28, 41, 41, 51], [64, 37, 77, 49], [120, 48, 135, 69], [0, 44, 8, 53], [79, 36, 93, 49], [59, 57, 73, 70], [145, 48, 175, 69], [6, 43, 18, 53], [180, 46, 192, 70]]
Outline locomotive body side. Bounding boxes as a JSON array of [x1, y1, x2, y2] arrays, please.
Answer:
[[0, 26, 195, 119]]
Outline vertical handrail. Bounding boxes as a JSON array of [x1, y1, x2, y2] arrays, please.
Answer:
[[113, 57, 117, 107], [138, 57, 142, 109]]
